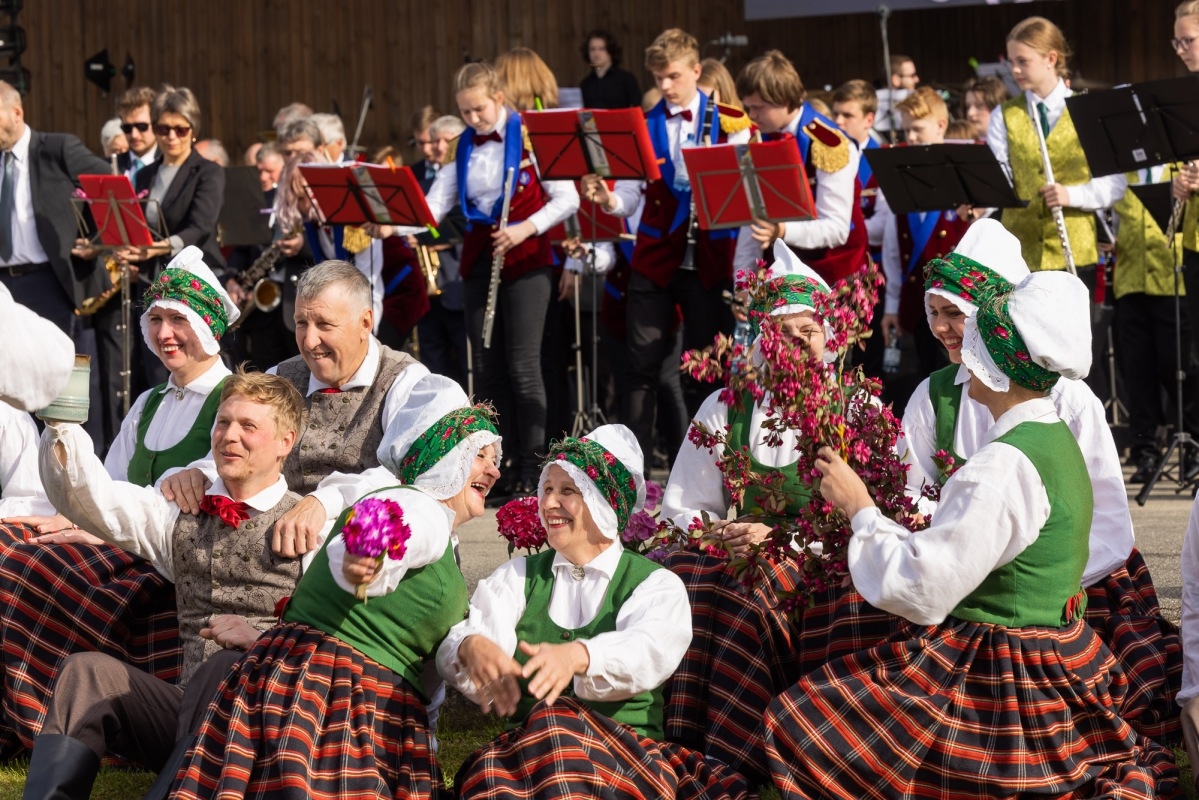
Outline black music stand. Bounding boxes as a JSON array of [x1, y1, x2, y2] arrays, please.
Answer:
[[1069, 77, 1199, 503], [220, 166, 273, 247], [863, 143, 1025, 214], [1129, 183, 1176, 234]]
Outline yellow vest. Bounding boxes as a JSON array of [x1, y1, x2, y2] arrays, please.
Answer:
[[1183, 192, 1199, 253], [1112, 170, 1184, 299], [1001, 98, 1099, 271]]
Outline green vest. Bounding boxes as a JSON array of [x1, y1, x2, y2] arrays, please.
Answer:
[[926, 365, 965, 478], [726, 392, 813, 519], [1183, 192, 1199, 253], [1000, 99, 1099, 271], [513, 548, 665, 740], [282, 491, 468, 700], [1112, 170, 1184, 299], [126, 380, 226, 488], [950, 420, 1093, 627]]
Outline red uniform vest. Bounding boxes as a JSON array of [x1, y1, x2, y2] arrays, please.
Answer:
[[896, 210, 972, 332]]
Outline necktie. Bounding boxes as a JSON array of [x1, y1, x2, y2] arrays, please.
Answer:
[[667, 108, 693, 121], [199, 495, 252, 528], [0, 151, 14, 262], [129, 156, 143, 181], [473, 131, 502, 146], [1036, 101, 1051, 139], [317, 387, 342, 394]]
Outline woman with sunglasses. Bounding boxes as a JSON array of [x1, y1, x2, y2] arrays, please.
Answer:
[[120, 84, 225, 385]]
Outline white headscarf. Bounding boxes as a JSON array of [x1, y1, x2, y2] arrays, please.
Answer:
[[538, 424, 645, 541], [139, 246, 240, 357]]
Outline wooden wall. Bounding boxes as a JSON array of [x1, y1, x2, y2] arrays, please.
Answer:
[[14, 0, 1189, 160]]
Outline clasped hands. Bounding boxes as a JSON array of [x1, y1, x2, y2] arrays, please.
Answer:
[[457, 634, 590, 717]]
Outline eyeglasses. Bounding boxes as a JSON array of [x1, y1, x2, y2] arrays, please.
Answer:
[[1172, 35, 1198, 51], [153, 124, 192, 138], [120, 122, 150, 134]]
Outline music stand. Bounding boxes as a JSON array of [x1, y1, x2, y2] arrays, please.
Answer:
[[220, 166, 273, 248], [1129, 183, 1176, 234], [863, 144, 1025, 215], [1068, 78, 1199, 504], [681, 141, 815, 230], [522, 109, 662, 182], [352, 164, 438, 228]]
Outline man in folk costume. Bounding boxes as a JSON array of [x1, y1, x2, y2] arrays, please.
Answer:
[[22, 370, 307, 800], [768, 268, 1180, 799]]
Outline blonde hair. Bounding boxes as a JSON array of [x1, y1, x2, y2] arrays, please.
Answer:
[[645, 28, 700, 72], [1007, 16, 1072, 79], [831, 79, 878, 116], [735, 50, 805, 110], [221, 368, 305, 441], [897, 87, 948, 123], [455, 61, 503, 100], [641, 88, 662, 113], [495, 47, 559, 111], [1178, 0, 1199, 19], [945, 119, 976, 140], [699, 59, 740, 109]]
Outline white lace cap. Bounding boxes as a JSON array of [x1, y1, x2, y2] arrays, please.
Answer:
[[960, 313, 1009, 392], [139, 246, 240, 357], [377, 374, 501, 500], [538, 423, 645, 541], [924, 218, 1030, 322]]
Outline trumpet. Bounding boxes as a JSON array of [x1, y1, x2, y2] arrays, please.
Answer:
[[416, 243, 442, 297]]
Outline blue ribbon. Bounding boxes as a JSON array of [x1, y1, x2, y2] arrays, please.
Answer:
[[906, 211, 941, 276], [858, 136, 878, 187], [645, 93, 714, 235], [385, 264, 412, 294], [305, 222, 351, 262], [455, 109, 525, 227]]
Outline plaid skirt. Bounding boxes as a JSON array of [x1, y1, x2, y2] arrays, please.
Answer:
[[1084, 548, 1183, 744], [169, 622, 441, 800], [765, 616, 1182, 800], [0, 524, 180, 755], [455, 697, 751, 800], [663, 549, 894, 782]]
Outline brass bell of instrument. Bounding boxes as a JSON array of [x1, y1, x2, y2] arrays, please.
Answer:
[[252, 278, 282, 313]]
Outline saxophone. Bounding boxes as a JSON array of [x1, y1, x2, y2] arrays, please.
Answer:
[[77, 153, 127, 317], [233, 240, 286, 322]]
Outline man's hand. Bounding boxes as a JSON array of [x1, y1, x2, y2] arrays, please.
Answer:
[[28, 530, 106, 546], [271, 495, 327, 558], [519, 640, 590, 706], [158, 468, 212, 515], [200, 614, 261, 652], [458, 634, 524, 717], [277, 233, 305, 258]]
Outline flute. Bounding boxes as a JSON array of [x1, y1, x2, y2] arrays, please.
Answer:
[[1032, 109, 1077, 276], [482, 166, 516, 349]]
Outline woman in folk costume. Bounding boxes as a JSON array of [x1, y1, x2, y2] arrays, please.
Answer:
[[659, 240, 894, 784], [0, 245, 238, 755], [903, 219, 1182, 744], [167, 376, 501, 800], [440, 424, 751, 799], [766, 269, 1181, 799]]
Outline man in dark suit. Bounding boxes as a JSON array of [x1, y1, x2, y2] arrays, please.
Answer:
[[114, 86, 159, 182]]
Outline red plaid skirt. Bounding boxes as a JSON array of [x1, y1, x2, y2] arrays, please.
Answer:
[[1084, 548, 1183, 744], [663, 549, 894, 782], [765, 616, 1181, 800], [455, 697, 751, 799], [0, 524, 180, 755], [169, 622, 441, 800]]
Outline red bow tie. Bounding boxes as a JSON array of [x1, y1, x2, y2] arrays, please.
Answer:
[[667, 108, 693, 121], [473, 131, 502, 146], [317, 387, 342, 394], [762, 132, 792, 143], [199, 495, 252, 528]]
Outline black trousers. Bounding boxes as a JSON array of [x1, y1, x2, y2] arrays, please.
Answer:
[[624, 269, 732, 462], [464, 265, 550, 483], [416, 295, 468, 389]]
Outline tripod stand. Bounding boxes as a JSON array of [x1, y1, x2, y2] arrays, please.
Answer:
[[570, 246, 608, 436]]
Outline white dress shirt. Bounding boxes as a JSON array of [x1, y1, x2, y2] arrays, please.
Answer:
[[853, 398, 1061, 626], [733, 108, 860, 270], [0, 283, 74, 411], [1, 125, 50, 266], [900, 365, 1132, 587], [40, 422, 299, 579], [0, 403, 53, 517], [170, 338, 432, 521], [104, 358, 231, 481], [437, 541, 692, 708], [986, 80, 1122, 211], [417, 107, 579, 237], [864, 184, 891, 250], [882, 206, 948, 315], [605, 93, 752, 218]]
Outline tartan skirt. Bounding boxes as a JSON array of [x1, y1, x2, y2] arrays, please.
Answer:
[[765, 616, 1182, 800], [663, 548, 894, 782], [0, 524, 180, 755], [454, 697, 752, 800], [169, 622, 441, 800], [1084, 548, 1183, 744]]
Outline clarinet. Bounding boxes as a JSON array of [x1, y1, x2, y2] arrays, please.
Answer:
[[1166, 161, 1194, 240], [1032, 108, 1077, 276], [679, 104, 716, 271], [482, 166, 516, 349]]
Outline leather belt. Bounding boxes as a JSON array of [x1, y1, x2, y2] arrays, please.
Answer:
[[0, 262, 49, 277]]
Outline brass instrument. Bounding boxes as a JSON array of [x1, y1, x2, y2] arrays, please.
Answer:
[[1032, 107, 1077, 276], [232, 241, 286, 325], [416, 243, 442, 296], [76, 154, 129, 317], [482, 167, 516, 349]]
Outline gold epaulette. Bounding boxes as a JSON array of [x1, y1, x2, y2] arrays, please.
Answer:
[[805, 117, 850, 174], [342, 226, 372, 254], [445, 133, 460, 162], [521, 124, 535, 158], [717, 102, 752, 134]]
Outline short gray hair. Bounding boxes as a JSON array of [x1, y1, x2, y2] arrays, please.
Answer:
[[152, 84, 202, 135], [310, 112, 345, 146], [296, 260, 371, 314], [429, 115, 467, 140], [279, 117, 321, 148], [100, 118, 124, 152]]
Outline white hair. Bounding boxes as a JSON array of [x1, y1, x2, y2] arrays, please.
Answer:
[[310, 112, 346, 145], [99, 118, 124, 152], [429, 115, 467, 139]]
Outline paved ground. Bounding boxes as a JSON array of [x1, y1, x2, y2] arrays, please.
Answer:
[[456, 465, 1196, 625]]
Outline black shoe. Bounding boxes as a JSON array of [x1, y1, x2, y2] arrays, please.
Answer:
[[1129, 454, 1161, 485], [22, 734, 100, 800]]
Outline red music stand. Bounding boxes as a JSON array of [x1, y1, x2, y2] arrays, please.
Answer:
[[681, 141, 816, 230], [299, 163, 438, 229], [298, 164, 371, 225], [77, 175, 157, 248], [548, 180, 631, 244], [523, 109, 661, 182]]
